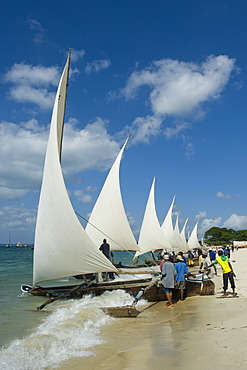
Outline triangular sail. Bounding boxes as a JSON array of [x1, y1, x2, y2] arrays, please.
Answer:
[[33, 53, 117, 285], [86, 136, 138, 251], [134, 178, 171, 260], [180, 218, 189, 252], [188, 221, 201, 250], [161, 196, 178, 250], [174, 216, 188, 253]]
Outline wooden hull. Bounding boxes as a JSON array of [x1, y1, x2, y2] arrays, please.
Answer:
[[102, 306, 141, 317], [25, 278, 215, 302]]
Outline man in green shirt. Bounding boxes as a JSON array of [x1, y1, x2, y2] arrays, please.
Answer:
[[207, 250, 236, 297]]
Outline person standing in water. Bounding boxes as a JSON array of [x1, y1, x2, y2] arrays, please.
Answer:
[[161, 254, 176, 308], [175, 255, 196, 301]]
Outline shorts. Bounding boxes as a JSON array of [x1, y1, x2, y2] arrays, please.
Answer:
[[162, 287, 173, 293], [175, 281, 186, 290]]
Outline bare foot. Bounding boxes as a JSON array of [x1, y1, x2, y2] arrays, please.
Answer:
[[167, 304, 174, 308]]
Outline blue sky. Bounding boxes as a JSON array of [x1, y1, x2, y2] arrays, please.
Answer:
[[0, 0, 247, 244]]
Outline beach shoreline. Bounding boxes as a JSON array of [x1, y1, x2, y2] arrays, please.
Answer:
[[59, 248, 247, 370]]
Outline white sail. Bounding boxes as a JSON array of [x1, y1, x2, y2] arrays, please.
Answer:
[[174, 216, 188, 253], [161, 196, 178, 250], [33, 52, 117, 285], [188, 221, 201, 250], [86, 136, 138, 251], [180, 218, 189, 252], [134, 178, 171, 260]]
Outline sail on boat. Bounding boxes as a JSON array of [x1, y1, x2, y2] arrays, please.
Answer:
[[21, 52, 162, 301], [33, 51, 118, 286], [180, 218, 189, 252], [174, 216, 189, 253], [161, 196, 178, 251], [85, 136, 138, 252], [5, 229, 11, 248], [133, 178, 171, 261], [22, 52, 214, 301], [187, 221, 201, 250]]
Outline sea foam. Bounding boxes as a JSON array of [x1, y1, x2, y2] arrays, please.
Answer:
[[0, 290, 145, 369]]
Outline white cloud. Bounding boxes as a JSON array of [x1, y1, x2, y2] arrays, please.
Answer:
[[164, 122, 191, 138], [195, 211, 207, 220], [122, 55, 235, 145], [27, 17, 46, 45], [0, 187, 28, 200], [27, 18, 45, 33], [74, 190, 92, 203], [62, 117, 120, 174], [130, 115, 162, 143], [217, 191, 232, 199], [4, 63, 60, 110], [123, 55, 235, 117], [223, 214, 247, 229], [200, 217, 222, 232], [85, 59, 111, 74], [0, 204, 36, 231], [70, 49, 86, 63], [0, 117, 121, 200], [4, 63, 60, 86], [9, 85, 56, 110]]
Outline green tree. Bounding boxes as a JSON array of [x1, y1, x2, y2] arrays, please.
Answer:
[[204, 227, 237, 245]]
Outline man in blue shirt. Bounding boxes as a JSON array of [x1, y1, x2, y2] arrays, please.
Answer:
[[209, 249, 217, 275], [175, 255, 195, 301]]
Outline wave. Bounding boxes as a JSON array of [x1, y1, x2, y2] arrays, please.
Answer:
[[0, 290, 146, 369]]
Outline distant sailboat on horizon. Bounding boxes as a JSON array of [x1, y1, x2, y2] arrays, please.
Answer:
[[5, 229, 11, 248]]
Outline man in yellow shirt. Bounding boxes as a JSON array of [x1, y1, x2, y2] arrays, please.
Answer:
[[207, 250, 236, 297]]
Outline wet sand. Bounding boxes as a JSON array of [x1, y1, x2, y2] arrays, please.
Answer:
[[60, 248, 247, 370]]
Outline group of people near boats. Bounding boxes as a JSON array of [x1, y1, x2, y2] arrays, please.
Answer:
[[161, 246, 237, 307], [160, 253, 196, 308]]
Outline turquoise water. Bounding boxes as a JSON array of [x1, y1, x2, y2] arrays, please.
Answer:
[[0, 245, 38, 347], [0, 246, 151, 369]]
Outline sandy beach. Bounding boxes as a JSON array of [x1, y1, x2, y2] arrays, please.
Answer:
[[59, 248, 247, 370]]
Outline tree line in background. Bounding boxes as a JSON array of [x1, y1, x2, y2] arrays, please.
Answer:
[[204, 227, 247, 246]]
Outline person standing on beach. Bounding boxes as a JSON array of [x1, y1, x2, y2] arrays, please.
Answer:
[[187, 250, 194, 266], [161, 254, 176, 308], [178, 251, 187, 264], [206, 250, 236, 297], [198, 249, 205, 270], [199, 250, 214, 279], [209, 248, 217, 275], [175, 255, 195, 301]]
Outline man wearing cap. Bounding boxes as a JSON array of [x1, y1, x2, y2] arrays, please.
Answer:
[[175, 255, 196, 301], [161, 254, 176, 308]]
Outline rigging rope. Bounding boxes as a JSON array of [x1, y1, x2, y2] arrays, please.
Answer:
[[75, 211, 161, 275]]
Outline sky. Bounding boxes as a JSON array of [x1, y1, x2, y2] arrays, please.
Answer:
[[0, 0, 247, 244]]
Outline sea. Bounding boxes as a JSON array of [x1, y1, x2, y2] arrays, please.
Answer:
[[0, 245, 150, 369]]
